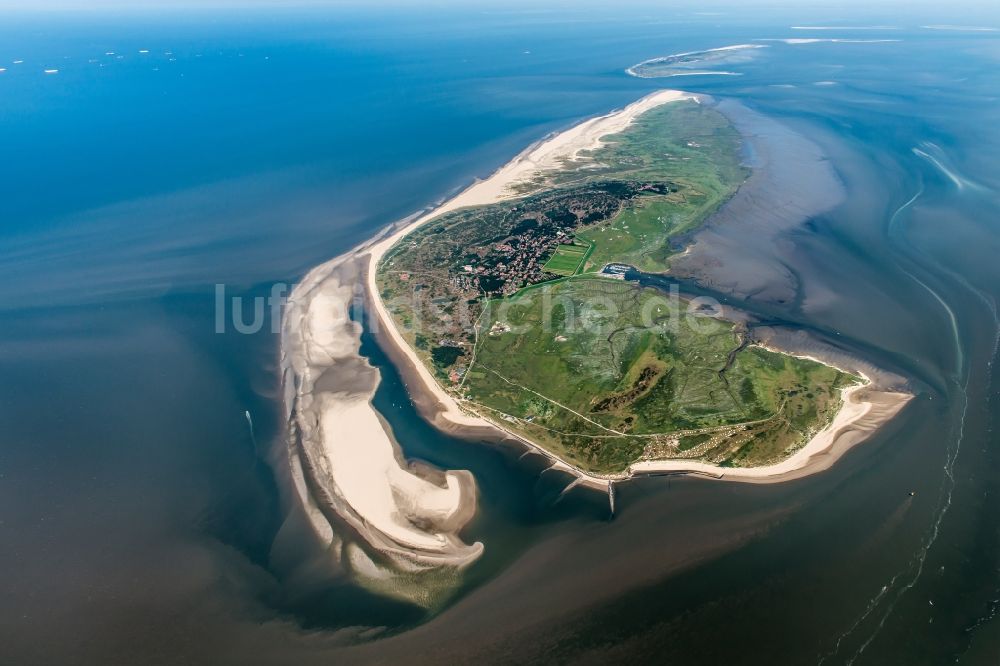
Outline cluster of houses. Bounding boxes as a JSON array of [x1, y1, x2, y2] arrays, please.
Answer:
[[449, 229, 569, 297]]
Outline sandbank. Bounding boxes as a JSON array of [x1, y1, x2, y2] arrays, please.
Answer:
[[282, 252, 481, 606]]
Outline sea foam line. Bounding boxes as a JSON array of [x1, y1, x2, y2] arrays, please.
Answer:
[[831, 144, 993, 659], [756, 38, 901, 44]]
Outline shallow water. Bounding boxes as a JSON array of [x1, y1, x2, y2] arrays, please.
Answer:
[[1, 5, 999, 664]]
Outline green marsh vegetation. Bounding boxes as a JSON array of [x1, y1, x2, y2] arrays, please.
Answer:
[[465, 279, 854, 473]]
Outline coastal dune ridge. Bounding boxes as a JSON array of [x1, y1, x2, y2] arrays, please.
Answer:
[[282, 89, 914, 597]]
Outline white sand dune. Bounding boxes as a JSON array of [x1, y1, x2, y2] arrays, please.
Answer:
[[625, 45, 767, 77]]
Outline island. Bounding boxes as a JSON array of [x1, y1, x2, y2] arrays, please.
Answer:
[[626, 44, 767, 78], [283, 90, 912, 608], [375, 91, 860, 476]]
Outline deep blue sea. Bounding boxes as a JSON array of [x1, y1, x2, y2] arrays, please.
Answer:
[[1, 4, 999, 664]]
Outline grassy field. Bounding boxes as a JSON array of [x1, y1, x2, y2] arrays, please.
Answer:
[[464, 278, 853, 474], [574, 101, 748, 272], [542, 242, 591, 276], [577, 198, 678, 273]]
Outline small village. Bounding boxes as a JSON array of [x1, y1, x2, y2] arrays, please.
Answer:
[[449, 225, 574, 297]]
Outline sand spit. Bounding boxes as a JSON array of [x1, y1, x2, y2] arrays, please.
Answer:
[[282, 251, 482, 607], [626, 44, 768, 78]]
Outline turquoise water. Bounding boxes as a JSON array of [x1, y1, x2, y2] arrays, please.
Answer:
[[1, 5, 999, 664]]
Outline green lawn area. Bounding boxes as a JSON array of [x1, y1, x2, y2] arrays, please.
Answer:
[[578, 198, 681, 273], [542, 242, 591, 276]]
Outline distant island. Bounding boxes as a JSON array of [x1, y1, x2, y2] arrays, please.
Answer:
[[625, 44, 767, 78]]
